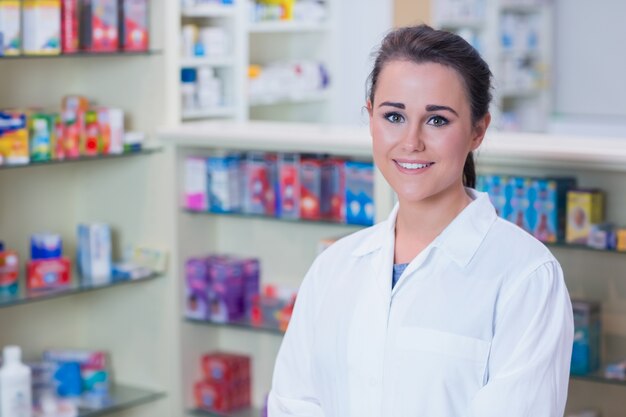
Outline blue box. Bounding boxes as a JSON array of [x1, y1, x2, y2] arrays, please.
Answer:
[[207, 154, 242, 213], [527, 177, 576, 243], [345, 161, 374, 226], [507, 176, 533, 232], [571, 300, 601, 375], [479, 175, 511, 218]]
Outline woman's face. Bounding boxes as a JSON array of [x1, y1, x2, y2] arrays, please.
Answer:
[[368, 60, 489, 205]]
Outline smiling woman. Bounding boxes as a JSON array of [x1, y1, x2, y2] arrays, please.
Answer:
[[268, 25, 574, 417]]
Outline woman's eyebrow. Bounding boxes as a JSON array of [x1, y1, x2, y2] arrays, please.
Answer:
[[378, 101, 405, 109], [425, 104, 458, 116]]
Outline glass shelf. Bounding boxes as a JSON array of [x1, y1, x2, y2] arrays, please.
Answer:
[[185, 317, 285, 336], [78, 384, 165, 417], [571, 371, 626, 387], [184, 209, 368, 228], [0, 50, 161, 60], [189, 407, 261, 417], [546, 241, 626, 256], [0, 147, 161, 171], [0, 272, 160, 309]]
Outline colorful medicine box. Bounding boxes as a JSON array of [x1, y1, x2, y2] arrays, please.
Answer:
[[96, 107, 124, 154], [207, 257, 245, 323], [616, 229, 626, 252], [80, 0, 119, 52], [31, 233, 63, 259], [528, 177, 576, 243], [207, 154, 242, 213], [77, 223, 112, 284], [22, 0, 61, 56], [243, 152, 275, 216], [321, 158, 345, 222], [478, 174, 511, 219], [345, 161, 375, 226], [566, 189, 605, 245], [61, 0, 79, 53], [507, 176, 533, 232], [571, 299, 601, 375], [29, 113, 57, 162], [299, 156, 323, 221], [0, 111, 29, 165], [0, 0, 21, 56], [277, 153, 300, 219], [0, 249, 19, 295], [119, 0, 149, 52], [27, 257, 72, 290], [185, 256, 211, 320], [185, 157, 209, 211]]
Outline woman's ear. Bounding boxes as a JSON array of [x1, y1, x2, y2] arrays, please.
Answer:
[[366, 99, 374, 117], [470, 112, 491, 151]]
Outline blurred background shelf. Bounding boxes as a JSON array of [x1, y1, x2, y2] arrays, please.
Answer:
[[180, 56, 236, 68], [0, 51, 161, 60], [188, 407, 261, 417], [185, 317, 285, 336], [248, 21, 330, 33], [0, 273, 160, 310], [78, 384, 165, 417], [182, 5, 236, 18]]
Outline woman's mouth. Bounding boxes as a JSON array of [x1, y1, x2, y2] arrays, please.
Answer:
[[394, 160, 435, 173]]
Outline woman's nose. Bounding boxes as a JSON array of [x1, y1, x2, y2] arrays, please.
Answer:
[[401, 127, 425, 152]]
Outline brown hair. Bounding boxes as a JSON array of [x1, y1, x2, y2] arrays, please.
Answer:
[[367, 24, 493, 189]]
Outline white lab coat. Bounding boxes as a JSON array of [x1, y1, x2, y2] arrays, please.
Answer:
[[269, 189, 574, 417]]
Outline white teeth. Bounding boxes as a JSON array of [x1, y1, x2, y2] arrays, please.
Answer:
[[397, 161, 433, 170]]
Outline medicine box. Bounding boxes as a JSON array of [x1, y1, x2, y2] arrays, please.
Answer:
[[243, 152, 274, 216], [185, 257, 211, 320], [207, 154, 242, 213], [507, 176, 533, 232], [0, 249, 19, 295], [566, 189, 605, 244], [119, 0, 149, 51], [277, 153, 300, 219], [345, 161, 374, 226], [80, 0, 119, 52], [571, 299, 601, 375], [22, 0, 61, 56], [61, 0, 79, 53], [528, 177, 576, 243], [299, 156, 323, 221], [479, 174, 511, 219], [77, 223, 112, 284], [185, 157, 209, 211], [0, 0, 21, 56], [321, 158, 345, 222], [0, 111, 29, 165], [27, 257, 72, 290]]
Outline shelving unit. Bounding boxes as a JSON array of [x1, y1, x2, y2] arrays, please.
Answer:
[[188, 407, 261, 417], [0, 51, 162, 60], [432, 0, 553, 132], [78, 384, 165, 417]]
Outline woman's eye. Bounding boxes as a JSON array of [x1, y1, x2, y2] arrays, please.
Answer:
[[384, 112, 404, 123], [427, 115, 448, 127]]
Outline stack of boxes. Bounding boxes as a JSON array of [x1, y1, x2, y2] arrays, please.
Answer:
[[0, 0, 149, 57], [184, 152, 375, 226], [26, 233, 72, 292], [194, 352, 251, 414], [185, 255, 260, 323], [571, 300, 601, 376]]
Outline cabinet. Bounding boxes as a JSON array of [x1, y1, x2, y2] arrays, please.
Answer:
[[161, 121, 626, 417], [432, 0, 553, 132], [176, 1, 336, 124], [0, 2, 182, 416]]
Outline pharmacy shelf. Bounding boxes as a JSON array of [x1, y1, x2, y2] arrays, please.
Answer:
[[180, 56, 235, 68], [0, 51, 160, 60], [499, 87, 542, 98], [546, 242, 626, 256], [159, 121, 372, 157], [248, 20, 330, 33], [182, 4, 236, 18], [189, 407, 261, 417], [499, 3, 543, 13], [437, 19, 486, 30], [186, 316, 285, 336], [0, 147, 161, 171], [249, 90, 331, 107], [182, 107, 237, 121], [478, 131, 626, 172], [184, 209, 368, 229], [79, 384, 165, 417], [0, 272, 160, 310]]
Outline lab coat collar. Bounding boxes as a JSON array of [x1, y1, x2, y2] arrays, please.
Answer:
[[350, 189, 497, 269]]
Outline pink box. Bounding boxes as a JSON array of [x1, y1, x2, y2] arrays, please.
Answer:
[[299, 157, 322, 221], [185, 157, 208, 211]]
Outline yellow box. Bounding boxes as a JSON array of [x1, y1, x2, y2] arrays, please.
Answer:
[[0, 111, 29, 165], [617, 229, 626, 252], [566, 190, 605, 244]]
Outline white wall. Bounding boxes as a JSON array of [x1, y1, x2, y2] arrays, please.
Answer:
[[554, 0, 626, 121], [330, 0, 394, 126]]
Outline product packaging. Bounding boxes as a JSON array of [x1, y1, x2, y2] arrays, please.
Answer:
[[26, 257, 72, 290], [277, 153, 300, 219], [587, 223, 617, 250], [207, 153, 242, 213], [566, 189, 605, 244], [31, 233, 63, 259], [61, 95, 89, 159], [299, 156, 323, 220], [616, 229, 626, 252], [61, 0, 79, 53], [0, 247, 19, 295], [119, 0, 148, 51], [0, 346, 32, 417], [345, 161, 375, 226], [243, 152, 275, 216], [0, 0, 21, 56], [96, 107, 124, 154], [321, 158, 345, 222], [77, 223, 112, 284], [207, 257, 245, 323], [0, 111, 29, 166], [507, 176, 532, 232], [528, 177, 576, 243], [29, 113, 57, 162], [195, 352, 251, 413], [83, 110, 100, 156], [478, 174, 511, 218], [43, 349, 109, 398], [185, 157, 208, 211], [22, 0, 61, 55], [80, 0, 119, 52], [571, 299, 601, 375], [185, 256, 211, 320]]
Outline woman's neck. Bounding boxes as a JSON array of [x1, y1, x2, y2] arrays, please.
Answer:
[[394, 183, 472, 264]]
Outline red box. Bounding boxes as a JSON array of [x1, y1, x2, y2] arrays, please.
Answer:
[[81, 0, 119, 52], [27, 258, 72, 290], [278, 153, 300, 219], [321, 158, 345, 222], [299, 157, 322, 220], [194, 381, 231, 413], [196, 352, 251, 413], [61, 0, 80, 53], [119, 0, 149, 51]]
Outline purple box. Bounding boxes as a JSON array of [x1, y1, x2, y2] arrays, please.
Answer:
[[207, 257, 245, 323], [185, 257, 211, 320], [242, 258, 260, 318]]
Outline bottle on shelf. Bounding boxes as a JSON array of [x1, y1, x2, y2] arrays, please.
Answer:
[[0, 345, 33, 417]]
